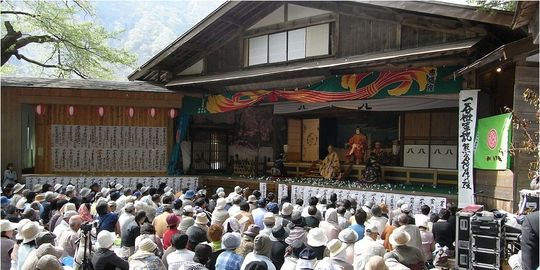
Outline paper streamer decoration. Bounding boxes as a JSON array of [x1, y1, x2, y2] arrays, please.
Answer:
[[278, 184, 288, 204], [289, 185, 447, 214], [24, 176, 199, 193], [259, 182, 267, 199], [51, 124, 167, 172]]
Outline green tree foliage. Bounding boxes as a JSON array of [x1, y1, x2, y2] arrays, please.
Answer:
[[1, 0, 136, 79], [467, 0, 517, 12]]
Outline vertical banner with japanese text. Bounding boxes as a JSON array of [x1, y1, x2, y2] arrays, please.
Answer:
[[458, 90, 479, 208]]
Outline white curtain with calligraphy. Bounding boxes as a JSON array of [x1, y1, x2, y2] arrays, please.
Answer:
[[458, 90, 479, 207]]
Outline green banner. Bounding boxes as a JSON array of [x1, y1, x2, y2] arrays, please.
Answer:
[[474, 113, 512, 170]]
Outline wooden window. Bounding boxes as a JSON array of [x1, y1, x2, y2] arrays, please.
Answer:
[[268, 32, 287, 63], [246, 23, 331, 66], [306, 24, 329, 57], [287, 28, 306, 60], [191, 128, 229, 173], [248, 35, 268, 66]]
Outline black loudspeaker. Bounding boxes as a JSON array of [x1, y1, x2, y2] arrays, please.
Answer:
[[456, 211, 473, 269], [470, 212, 505, 269]]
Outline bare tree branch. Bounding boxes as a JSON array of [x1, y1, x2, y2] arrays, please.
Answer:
[[15, 52, 87, 79], [0, 11, 37, 17]]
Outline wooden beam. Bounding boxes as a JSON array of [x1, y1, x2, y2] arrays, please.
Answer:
[[244, 13, 337, 38], [295, 1, 486, 36]]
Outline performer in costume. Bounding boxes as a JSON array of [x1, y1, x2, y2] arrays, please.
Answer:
[[320, 145, 341, 180], [346, 127, 367, 164]]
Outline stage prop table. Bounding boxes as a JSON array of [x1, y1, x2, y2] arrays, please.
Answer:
[[24, 175, 199, 192]]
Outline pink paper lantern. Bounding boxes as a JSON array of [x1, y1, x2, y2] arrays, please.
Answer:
[[127, 107, 135, 118], [35, 104, 45, 116], [148, 107, 157, 118], [66, 105, 76, 116], [168, 108, 178, 119], [97, 106, 105, 117]]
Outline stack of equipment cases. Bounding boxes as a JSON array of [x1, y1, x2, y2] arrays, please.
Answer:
[[455, 205, 483, 269], [470, 211, 505, 270]]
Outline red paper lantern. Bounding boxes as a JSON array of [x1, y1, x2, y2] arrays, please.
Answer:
[[35, 104, 45, 116], [168, 108, 178, 119], [66, 105, 77, 116], [97, 106, 105, 117], [127, 107, 135, 118], [148, 107, 157, 118]]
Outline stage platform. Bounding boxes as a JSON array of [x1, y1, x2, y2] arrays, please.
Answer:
[[267, 161, 458, 187]]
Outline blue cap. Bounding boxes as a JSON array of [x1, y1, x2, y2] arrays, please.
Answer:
[[184, 190, 195, 199], [299, 246, 317, 260], [257, 198, 267, 207], [133, 191, 141, 198], [266, 202, 279, 214], [0, 196, 10, 206]]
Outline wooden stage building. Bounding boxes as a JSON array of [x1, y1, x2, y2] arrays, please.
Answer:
[[2, 1, 539, 212]]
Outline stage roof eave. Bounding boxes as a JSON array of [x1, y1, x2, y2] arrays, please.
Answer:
[[166, 39, 480, 88], [452, 37, 538, 77]]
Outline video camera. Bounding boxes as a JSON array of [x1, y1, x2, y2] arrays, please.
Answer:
[[80, 220, 98, 234]]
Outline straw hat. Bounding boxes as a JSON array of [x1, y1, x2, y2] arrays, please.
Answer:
[[114, 184, 123, 191], [365, 256, 389, 270], [247, 195, 257, 203], [21, 221, 41, 243], [16, 198, 27, 210], [65, 185, 75, 193], [0, 220, 16, 232], [307, 227, 328, 247], [400, 204, 411, 213], [327, 239, 347, 257], [139, 238, 157, 252], [33, 184, 43, 193], [15, 219, 31, 240], [281, 203, 293, 216], [140, 186, 149, 193], [195, 213, 209, 225], [101, 187, 110, 197], [80, 188, 91, 198], [365, 224, 379, 235], [183, 205, 194, 214], [338, 228, 358, 243], [13, 183, 25, 193], [53, 184, 63, 192], [61, 203, 76, 213], [389, 231, 411, 247], [215, 198, 227, 210], [222, 232, 241, 249], [223, 217, 241, 233], [44, 192, 57, 201], [263, 212, 275, 225], [36, 254, 63, 270], [243, 224, 261, 237], [234, 186, 242, 194], [95, 230, 116, 249]]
